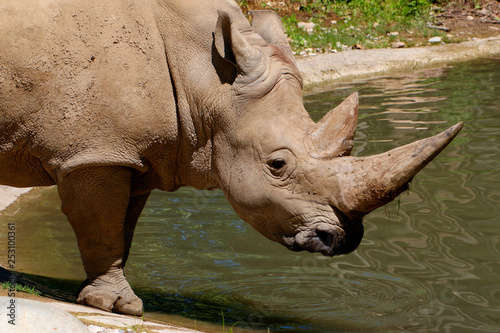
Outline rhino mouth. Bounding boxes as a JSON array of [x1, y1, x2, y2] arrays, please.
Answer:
[[286, 206, 364, 256]]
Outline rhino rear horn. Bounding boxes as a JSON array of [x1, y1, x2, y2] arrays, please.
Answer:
[[250, 10, 289, 46], [214, 10, 265, 75], [305, 92, 359, 159]]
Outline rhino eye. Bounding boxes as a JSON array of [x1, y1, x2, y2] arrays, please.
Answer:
[[270, 158, 286, 170], [266, 150, 295, 178]]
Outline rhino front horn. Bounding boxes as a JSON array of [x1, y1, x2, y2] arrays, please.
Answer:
[[305, 92, 358, 159], [328, 122, 464, 220]]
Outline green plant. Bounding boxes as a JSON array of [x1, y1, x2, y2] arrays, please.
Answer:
[[238, 1, 456, 54], [1, 281, 41, 296], [285, 0, 436, 53], [221, 311, 239, 333], [122, 314, 150, 333], [397, 0, 431, 17]]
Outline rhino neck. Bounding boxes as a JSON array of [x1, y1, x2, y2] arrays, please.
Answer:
[[153, 0, 245, 190]]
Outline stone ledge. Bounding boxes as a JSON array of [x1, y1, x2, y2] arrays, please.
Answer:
[[296, 37, 500, 86], [0, 186, 32, 212], [0, 291, 200, 333]]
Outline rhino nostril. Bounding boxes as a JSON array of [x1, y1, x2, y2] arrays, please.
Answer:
[[316, 229, 334, 247]]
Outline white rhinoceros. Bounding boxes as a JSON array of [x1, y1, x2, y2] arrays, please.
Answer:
[[0, 0, 462, 315]]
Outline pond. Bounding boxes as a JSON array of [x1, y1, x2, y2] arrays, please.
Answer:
[[1, 56, 499, 332]]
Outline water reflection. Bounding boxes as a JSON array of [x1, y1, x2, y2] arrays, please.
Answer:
[[1, 57, 500, 332]]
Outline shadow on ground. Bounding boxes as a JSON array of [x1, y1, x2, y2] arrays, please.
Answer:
[[0, 267, 340, 332]]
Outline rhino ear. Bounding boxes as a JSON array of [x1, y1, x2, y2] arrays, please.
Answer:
[[214, 10, 264, 75], [250, 10, 289, 45]]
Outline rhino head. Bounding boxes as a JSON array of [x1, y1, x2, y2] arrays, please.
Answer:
[[210, 10, 463, 256]]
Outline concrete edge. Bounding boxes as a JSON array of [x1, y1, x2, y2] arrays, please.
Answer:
[[296, 36, 500, 86], [48, 300, 199, 333], [0, 186, 33, 212], [0, 291, 200, 333]]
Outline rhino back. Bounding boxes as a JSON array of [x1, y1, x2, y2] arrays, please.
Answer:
[[0, 0, 180, 188]]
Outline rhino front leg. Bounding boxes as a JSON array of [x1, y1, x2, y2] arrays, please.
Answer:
[[57, 166, 144, 315]]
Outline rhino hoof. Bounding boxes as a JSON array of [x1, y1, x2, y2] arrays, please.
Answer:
[[77, 285, 143, 316], [115, 296, 144, 316]]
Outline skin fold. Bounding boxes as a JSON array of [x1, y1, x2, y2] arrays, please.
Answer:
[[0, 0, 463, 315]]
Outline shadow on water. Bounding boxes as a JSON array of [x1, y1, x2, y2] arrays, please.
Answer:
[[1, 56, 500, 332], [0, 266, 334, 332]]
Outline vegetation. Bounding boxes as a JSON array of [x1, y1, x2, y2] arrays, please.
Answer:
[[123, 321, 150, 333], [237, 0, 467, 54], [221, 311, 239, 333], [1, 281, 41, 296]]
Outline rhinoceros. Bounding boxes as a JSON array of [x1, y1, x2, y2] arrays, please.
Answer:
[[0, 0, 462, 315]]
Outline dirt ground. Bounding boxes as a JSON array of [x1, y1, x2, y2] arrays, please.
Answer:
[[438, 0, 500, 38], [242, 0, 500, 42]]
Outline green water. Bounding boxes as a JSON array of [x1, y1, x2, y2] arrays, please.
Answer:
[[1, 57, 500, 332]]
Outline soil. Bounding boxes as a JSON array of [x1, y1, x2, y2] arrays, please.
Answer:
[[437, 0, 500, 39], [0, 287, 43, 302], [241, 0, 500, 43]]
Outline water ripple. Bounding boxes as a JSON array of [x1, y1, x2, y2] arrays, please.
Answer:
[[3, 58, 500, 332]]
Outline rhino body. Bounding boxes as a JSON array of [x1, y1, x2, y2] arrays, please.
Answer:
[[0, 0, 462, 315]]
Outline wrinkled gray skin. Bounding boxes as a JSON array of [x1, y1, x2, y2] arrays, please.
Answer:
[[0, 0, 462, 315]]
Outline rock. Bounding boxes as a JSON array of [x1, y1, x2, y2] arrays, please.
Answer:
[[373, 22, 379, 28], [467, 15, 474, 21], [303, 48, 317, 56], [478, 8, 490, 16], [0, 297, 90, 333], [330, 20, 337, 25], [336, 42, 349, 51], [388, 31, 399, 36], [428, 36, 442, 43], [0, 185, 32, 211], [391, 42, 406, 48], [298, 22, 315, 33], [87, 325, 126, 333], [426, 23, 451, 32]]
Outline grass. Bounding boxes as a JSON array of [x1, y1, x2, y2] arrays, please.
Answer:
[[123, 320, 150, 333], [221, 311, 239, 333], [239, 0, 452, 54], [1, 281, 41, 296]]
